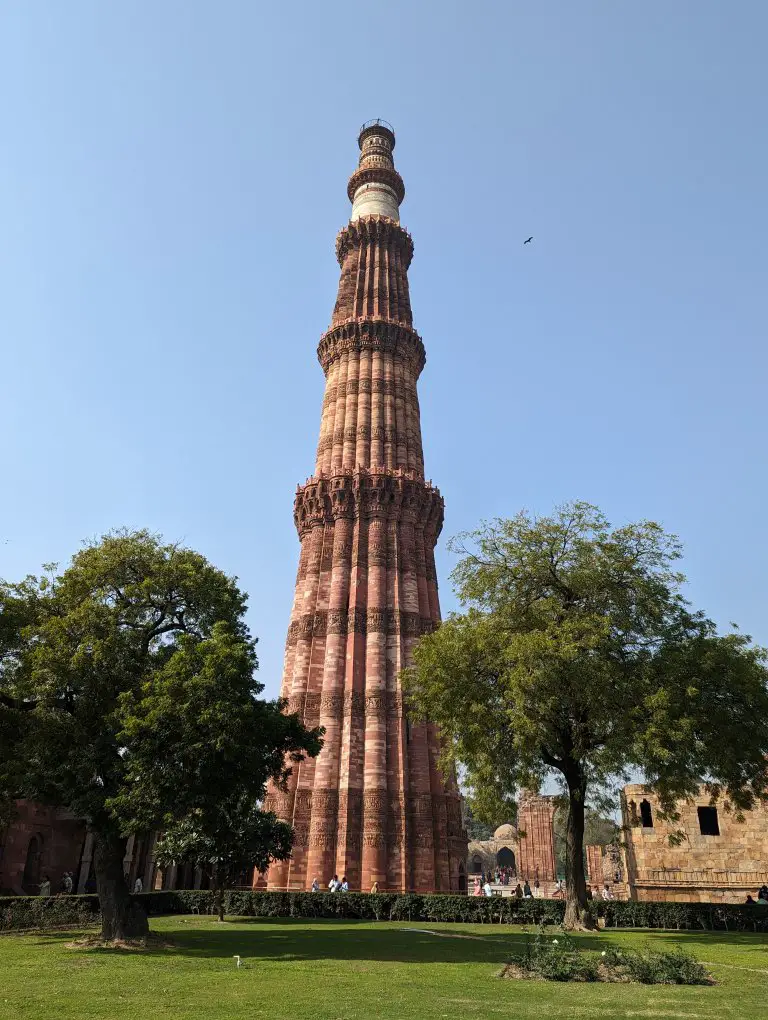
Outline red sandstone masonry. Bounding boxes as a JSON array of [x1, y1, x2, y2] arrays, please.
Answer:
[[263, 125, 466, 893]]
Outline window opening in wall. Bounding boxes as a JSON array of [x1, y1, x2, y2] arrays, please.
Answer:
[[697, 806, 720, 836], [639, 799, 653, 828], [470, 856, 483, 874]]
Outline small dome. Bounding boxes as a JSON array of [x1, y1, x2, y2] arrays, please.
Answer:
[[494, 823, 516, 840]]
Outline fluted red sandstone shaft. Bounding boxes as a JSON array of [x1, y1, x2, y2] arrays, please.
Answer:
[[263, 122, 467, 893]]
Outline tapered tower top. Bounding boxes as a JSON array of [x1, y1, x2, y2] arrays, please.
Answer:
[[348, 119, 405, 223]]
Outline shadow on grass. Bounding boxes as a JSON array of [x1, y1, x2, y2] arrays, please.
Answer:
[[26, 920, 768, 965]]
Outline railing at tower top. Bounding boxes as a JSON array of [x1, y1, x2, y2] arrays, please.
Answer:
[[359, 118, 395, 135]]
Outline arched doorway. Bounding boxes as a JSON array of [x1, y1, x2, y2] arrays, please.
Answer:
[[496, 846, 515, 872], [457, 862, 466, 892], [22, 835, 43, 893], [470, 855, 483, 875]]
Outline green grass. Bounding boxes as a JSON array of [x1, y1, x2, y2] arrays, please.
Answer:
[[1, 916, 766, 1019]]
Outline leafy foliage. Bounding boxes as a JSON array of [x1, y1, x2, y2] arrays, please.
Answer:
[[403, 503, 768, 927], [510, 929, 712, 984], [0, 530, 321, 939], [600, 945, 711, 984], [514, 929, 599, 981], [153, 799, 295, 918]]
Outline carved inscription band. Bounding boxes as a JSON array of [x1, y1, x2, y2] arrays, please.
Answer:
[[286, 608, 437, 646], [284, 690, 407, 720]]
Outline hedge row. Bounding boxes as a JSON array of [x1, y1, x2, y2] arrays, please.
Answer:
[[601, 898, 768, 932], [0, 894, 101, 932], [3, 890, 767, 932]]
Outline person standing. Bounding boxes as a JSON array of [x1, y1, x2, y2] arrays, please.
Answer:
[[370, 882, 379, 894], [133, 876, 143, 895], [39, 876, 52, 897], [483, 879, 493, 897], [328, 874, 340, 892], [311, 877, 320, 892], [523, 880, 532, 898], [340, 876, 349, 892]]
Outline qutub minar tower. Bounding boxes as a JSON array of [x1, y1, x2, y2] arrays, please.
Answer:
[[263, 121, 467, 893]]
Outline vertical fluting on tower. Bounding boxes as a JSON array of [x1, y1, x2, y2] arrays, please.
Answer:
[[262, 122, 467, 893]]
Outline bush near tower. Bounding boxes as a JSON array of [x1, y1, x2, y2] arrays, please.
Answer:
[[404, 502, 768, 929], [0, 530, 321, 941]]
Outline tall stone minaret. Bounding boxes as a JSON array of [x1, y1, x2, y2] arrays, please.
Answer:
[[265, 121, 466, 893]]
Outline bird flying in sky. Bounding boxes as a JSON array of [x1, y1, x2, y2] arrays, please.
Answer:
[[524, 236, 533, 245]]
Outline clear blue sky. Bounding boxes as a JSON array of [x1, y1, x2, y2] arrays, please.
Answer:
[[2, 2, 766, 700]]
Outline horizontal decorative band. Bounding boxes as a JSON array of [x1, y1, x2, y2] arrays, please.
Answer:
[[284, 689, 407, 720], [346, 166, 405, 206], [317, 320, 425, 376], [294, 469, 443, 537], [323, 376, 417, 403], [336, 216, 412, 267], [286, 608, 437, 645]]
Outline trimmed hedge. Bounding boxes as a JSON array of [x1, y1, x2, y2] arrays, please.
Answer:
[[0, 894, 101, 932], [601, 899, 768, 932], [2, 890, 767, 933], [142, 889, 568, 925]]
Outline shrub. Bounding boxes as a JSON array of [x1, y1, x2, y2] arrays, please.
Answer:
[[515, 930, 599, 982], [508, 930, 712, 985], [601, 945, 711, 985]]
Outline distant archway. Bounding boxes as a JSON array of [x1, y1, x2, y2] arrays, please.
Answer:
[[22, 835, 43, 893], [470, 855, 483, 874], [457, 862, 466, 892], [496, 847, 515, 871]]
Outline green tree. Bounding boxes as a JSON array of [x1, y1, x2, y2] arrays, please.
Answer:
[[403, 503, 768, 928], [153, 796, 293, 921], [0, 530, 321, 940]]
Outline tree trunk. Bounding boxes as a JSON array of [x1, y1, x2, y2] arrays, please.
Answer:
[[562, 767, 596, 931], [213, 863, 225, 921], [93, 831, 149, 941]]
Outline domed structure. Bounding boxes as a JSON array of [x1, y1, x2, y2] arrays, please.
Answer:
[[494, 823, 516, 840], [466, 796, 558, 895]]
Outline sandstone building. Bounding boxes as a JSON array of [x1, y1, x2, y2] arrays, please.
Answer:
[[589, 784, 768, 903], [262, 122, 467, 893], [467, 795, 559, 895]]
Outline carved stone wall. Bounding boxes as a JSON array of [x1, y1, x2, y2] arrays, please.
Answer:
[[263, 123, 466, 893]]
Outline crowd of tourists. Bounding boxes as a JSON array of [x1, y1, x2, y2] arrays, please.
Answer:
[[311, 875, 380, 894], [472, 875, 543, 898]]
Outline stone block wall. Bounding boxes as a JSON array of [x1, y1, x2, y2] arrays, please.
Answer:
[[621, 784, 768, 903]]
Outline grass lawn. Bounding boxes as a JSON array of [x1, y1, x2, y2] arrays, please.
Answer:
[[1, 917, 766, 1020]]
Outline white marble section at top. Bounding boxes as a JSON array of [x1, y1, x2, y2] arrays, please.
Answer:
[[350, 183, 400, 222]]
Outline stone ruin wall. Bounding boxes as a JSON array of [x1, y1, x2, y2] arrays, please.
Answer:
[[618, 783, 768, 904]]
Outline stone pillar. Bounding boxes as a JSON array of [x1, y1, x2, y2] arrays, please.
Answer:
[[518, 795, 557, 883]]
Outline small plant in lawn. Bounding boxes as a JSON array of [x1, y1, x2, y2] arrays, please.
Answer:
[[504, 927, 713, 985]]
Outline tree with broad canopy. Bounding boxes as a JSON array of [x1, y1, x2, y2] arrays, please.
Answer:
[[0, 530, 322, 941], [403, 503, 768, 928]]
